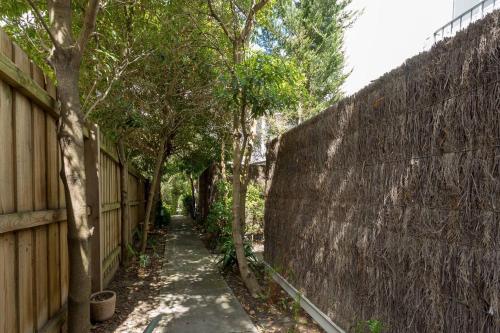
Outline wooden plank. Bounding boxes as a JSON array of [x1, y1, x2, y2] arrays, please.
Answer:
[[100, 137, 119, 163], [0, 31, 17, 333], [102, 202, 121, 213], [0, 233, 17, 332], [13, 43, 35, 333], [0, 50, 57, 117], [85, 126, 102, 292], [38, 302, 67, 333], [48, 223, 61, 316], [34, 226, 49, 330], [128, 165, 142, 179], [103, 259, 119, 289], [18, 229, 34, 332], [102, 246, 120, 275], [59, 221, 68, 306], [0, 31, 14, 215], [33, 106, 47, 210], [0, 209, 67, 234], [14, 44, 33, 213], [129, 200, 146, 206], [32, 64, 47, 211], [46, 117, 58, 209], [0, 78, 14, 214], [58, 145, 66, 208]]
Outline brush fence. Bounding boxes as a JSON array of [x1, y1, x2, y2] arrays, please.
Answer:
[[265, 11, 500, 333], [0, 30, 146, 332]]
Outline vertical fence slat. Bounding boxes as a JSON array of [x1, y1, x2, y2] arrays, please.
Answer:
[[0, 30, 14, 215], [34, 226, 48, 330], [48, 222, 61, 317], [60, 221, 68, 306], [0, 233, 17, 332], [14, 44, 35, 333]]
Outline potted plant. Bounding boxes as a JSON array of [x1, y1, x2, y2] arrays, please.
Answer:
[[90, 290, 116, 322]]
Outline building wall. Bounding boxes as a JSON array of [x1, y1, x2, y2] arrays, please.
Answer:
[[453, 0, 484, 18]]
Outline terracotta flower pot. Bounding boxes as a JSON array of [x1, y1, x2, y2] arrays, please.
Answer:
[[90, 290, 116, 322]]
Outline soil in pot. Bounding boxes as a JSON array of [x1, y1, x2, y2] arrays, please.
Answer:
[[91, 290, 116, 322]]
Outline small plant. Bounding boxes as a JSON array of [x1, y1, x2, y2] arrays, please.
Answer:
[[355, 319, 385, 333], [366, 320, 384, 333], [217, 237, 258, 270], [127, 243, 138, 258], [291, 293, 302, 321], [139, 254, 150, 268]]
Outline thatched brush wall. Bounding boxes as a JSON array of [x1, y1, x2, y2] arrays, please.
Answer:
[[264, 12, 500, 333]]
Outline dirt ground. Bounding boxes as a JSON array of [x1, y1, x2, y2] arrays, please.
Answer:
[[91, 229, 168, 333], [222, 265, 324, 333]]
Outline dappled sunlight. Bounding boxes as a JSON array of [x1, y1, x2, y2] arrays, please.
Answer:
[[103, 216, 258, 332]]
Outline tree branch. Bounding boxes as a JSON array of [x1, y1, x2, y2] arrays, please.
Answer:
[[25, 0, 59, 47], [77, 0, 101, 57], [241, 0, 270, 41], [207, 0, 234, 42]]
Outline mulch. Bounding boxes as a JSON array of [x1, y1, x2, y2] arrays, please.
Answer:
[[90, 228, 168, 333]]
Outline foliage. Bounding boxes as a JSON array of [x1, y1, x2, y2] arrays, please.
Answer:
[[139, 254, 151, 268], [204, 180, 232, 234], [245, 182, 265, 236], [154, 202, 171, 228], [216, 52, 305, 118], [261, 0, 356, 118], [181, 194, 196, 219], [217, 236, 258, 271], [355, 319, 385, 333]]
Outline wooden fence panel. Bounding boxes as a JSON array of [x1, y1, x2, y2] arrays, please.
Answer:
[[99, 134, 122, 288], [0, 29, 147, 332], [0, 30, 68, 333]]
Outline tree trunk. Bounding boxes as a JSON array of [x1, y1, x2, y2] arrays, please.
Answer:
[[141, 137, 168, 253], [220, 139, 227, 181], [149, 173, 162, 226], [189, 173, 196, 218], [231, 113, 261, 298], [56, 60, 92, 333], [118, 139, 130, 266]]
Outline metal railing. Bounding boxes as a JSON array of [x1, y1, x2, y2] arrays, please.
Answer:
[[425, 0, 499, 49]]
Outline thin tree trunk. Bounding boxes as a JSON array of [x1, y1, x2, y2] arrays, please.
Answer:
[[189, 173, 196, 218], [149, 172, 162, 226], [141, 137, 168, 253], [118, 139, 130, 266], [231, 113, 261, 298], [220, 139, 227, 181], [56, 62, 92, 333]]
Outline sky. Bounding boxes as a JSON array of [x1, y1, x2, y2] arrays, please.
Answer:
[[342, 0, 454, 95]]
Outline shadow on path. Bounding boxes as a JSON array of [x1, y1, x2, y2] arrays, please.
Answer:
[[153, 215, 258, 333]]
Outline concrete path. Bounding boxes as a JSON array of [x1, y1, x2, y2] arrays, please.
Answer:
[[155, 215, 258, 333]]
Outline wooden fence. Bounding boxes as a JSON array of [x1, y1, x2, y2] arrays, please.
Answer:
[[0, 29, 146, 332]]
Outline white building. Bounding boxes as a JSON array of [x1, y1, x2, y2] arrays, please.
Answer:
[[453, 0, 484, 18], [434, 0, 498, 43]]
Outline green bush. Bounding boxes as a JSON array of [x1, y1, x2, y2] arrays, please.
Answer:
[[182, 194, 195, 218], [217, 235, 258, 270], [154, 201, 171, 228], [245, 182, 265, 237], [204, 180, 232, 240]]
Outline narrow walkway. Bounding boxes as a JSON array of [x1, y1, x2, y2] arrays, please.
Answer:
[[156, 215, 257, 332]]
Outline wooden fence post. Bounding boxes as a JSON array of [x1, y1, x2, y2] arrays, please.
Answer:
[[84, 125, 102, 292]]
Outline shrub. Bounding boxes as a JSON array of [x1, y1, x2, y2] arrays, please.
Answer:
[[155, 202, 171, 228], [182, 194, 195, 219], [245, 182, 265, 237], [217, 235, 258, 271]]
